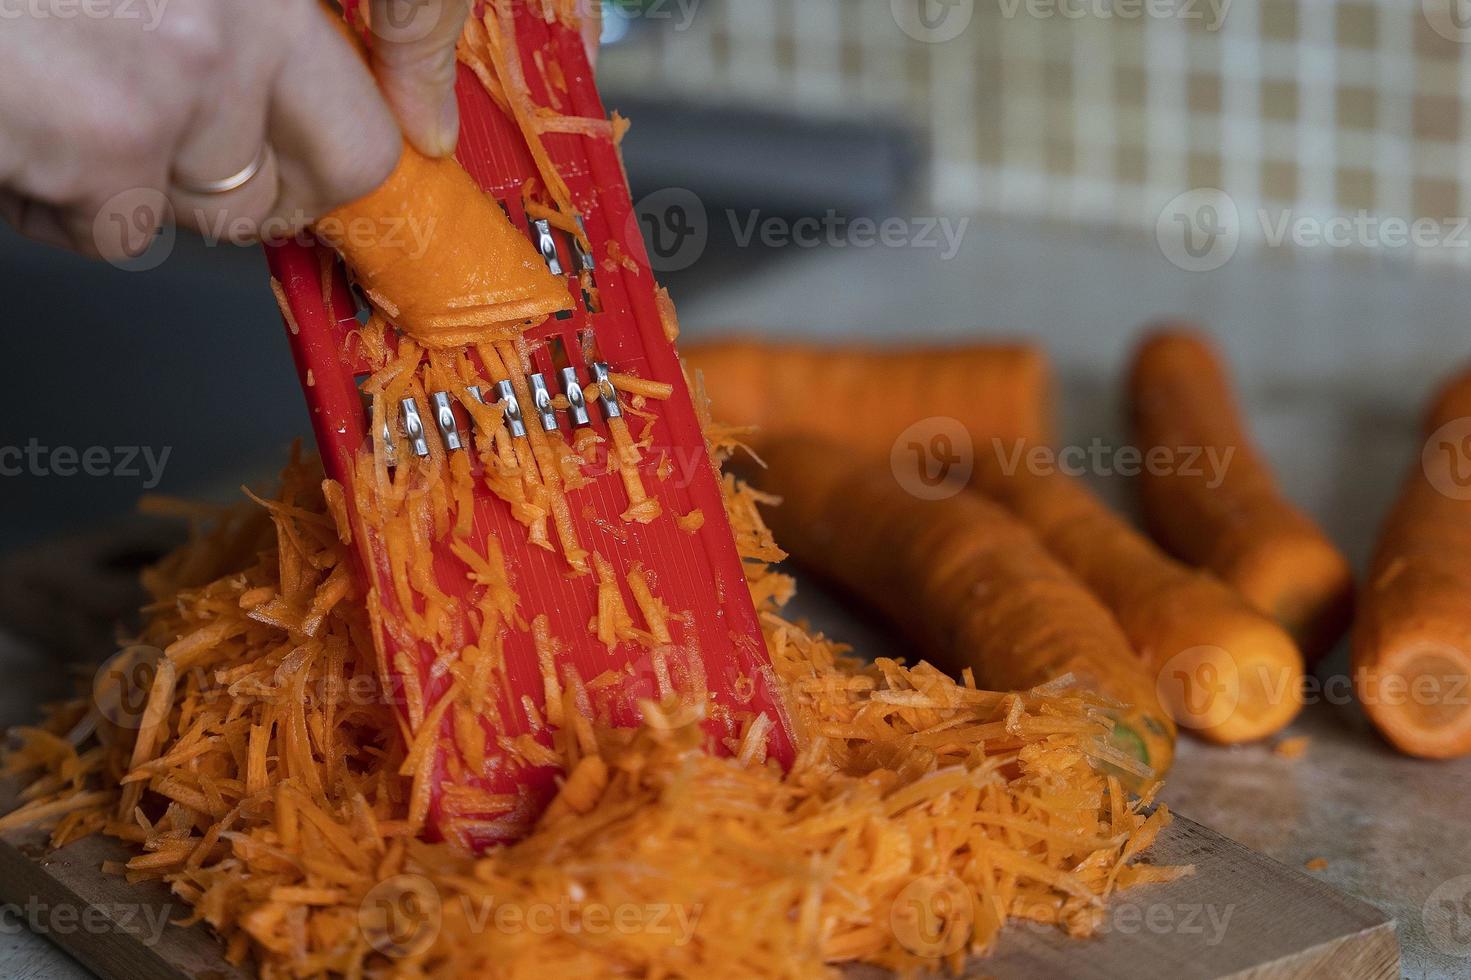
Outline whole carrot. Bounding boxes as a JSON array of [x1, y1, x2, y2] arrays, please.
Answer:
[[974, 464, 1305, 745], [1129, 327, 1353, 662], [758, 436, 1176, 776], [1353, 367, 1471, 758], [690, 336, 1302, 742], [684, 338, 1054, 457]]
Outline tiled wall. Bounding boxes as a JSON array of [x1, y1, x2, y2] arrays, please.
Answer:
[[600, 0, 1471, 264]]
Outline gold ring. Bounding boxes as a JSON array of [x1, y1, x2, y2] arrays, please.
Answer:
[[173, 144, 272, 196]]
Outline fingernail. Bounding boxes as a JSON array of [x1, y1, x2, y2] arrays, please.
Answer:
[[433, 92, 460, 156]]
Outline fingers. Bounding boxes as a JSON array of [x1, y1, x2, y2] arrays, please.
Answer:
[[581, 0, 601, 66], [168, 55, 280, 243], [0, 192, 74, 253], [369, 0, 470, 157], [79, 185, 172, 260], [267, 5, 402, 235]]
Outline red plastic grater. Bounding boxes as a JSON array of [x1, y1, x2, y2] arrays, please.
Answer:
[[263, 1, 794, 849]]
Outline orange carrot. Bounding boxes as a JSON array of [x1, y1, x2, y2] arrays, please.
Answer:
[[684, 338, 1053, 457], [1129, 327, 1353, 662], [1352, 366, 1471, 758], [973, 463, 1304, 744], [758, 436, 1176, 777], [692, 336, 1302, 743], [311, 8, 568, 350], [317, 145, 568, 350]]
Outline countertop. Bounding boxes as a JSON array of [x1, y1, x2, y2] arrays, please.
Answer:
[[5, 217, 1471, 977]]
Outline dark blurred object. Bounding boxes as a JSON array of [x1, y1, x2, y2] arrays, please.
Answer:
[[614, 96, 917, 214], [0, 516, 183, 662], [0, 228, 304, 554]]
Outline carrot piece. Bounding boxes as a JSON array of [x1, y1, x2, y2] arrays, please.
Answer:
[[974, 463, 1305, 744], [316, 146, 568, 349], [1352, 366, 1471, 758], [683, 338, 1054, 456], [1129, 327, 1353, 661], [757, 436, 1176, 777], [309, 12, 566, 349]]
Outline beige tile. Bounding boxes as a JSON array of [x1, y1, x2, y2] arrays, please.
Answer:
[[1046, 138, 1075, 176], [1262, 79, 1299, 122], [1415, 8, 1465, 60], [1116, 144, 1148, 185], [1188, 73, 1222, 115], [1413, 93, 1460, 142], [1189, 153, 1223, 191], [1336, 85, 1377, 131], [1414, 177, 1460, 219], [1335, 3, 1377, 49], [1115, 65, 1147, 107], [1262, 159, 1298, 202], [1260, 0, 1298, 42], [1043, 61, 1073, 101], [1336, 168, 1377, 212]]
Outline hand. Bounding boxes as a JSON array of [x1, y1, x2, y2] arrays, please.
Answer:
[[0, 0, 472, 260]]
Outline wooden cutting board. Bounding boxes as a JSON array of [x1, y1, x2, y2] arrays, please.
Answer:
[[0, 780, 1396, 980]]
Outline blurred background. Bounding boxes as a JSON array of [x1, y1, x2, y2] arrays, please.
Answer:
[[4, 0, 1471, 565], [4, 5, 1471, 973]]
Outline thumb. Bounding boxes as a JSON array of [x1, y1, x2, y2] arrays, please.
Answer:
[[369, 0, 471, 158]]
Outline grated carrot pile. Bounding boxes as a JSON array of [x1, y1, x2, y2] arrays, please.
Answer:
[[3, 418, 1188, 977]]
